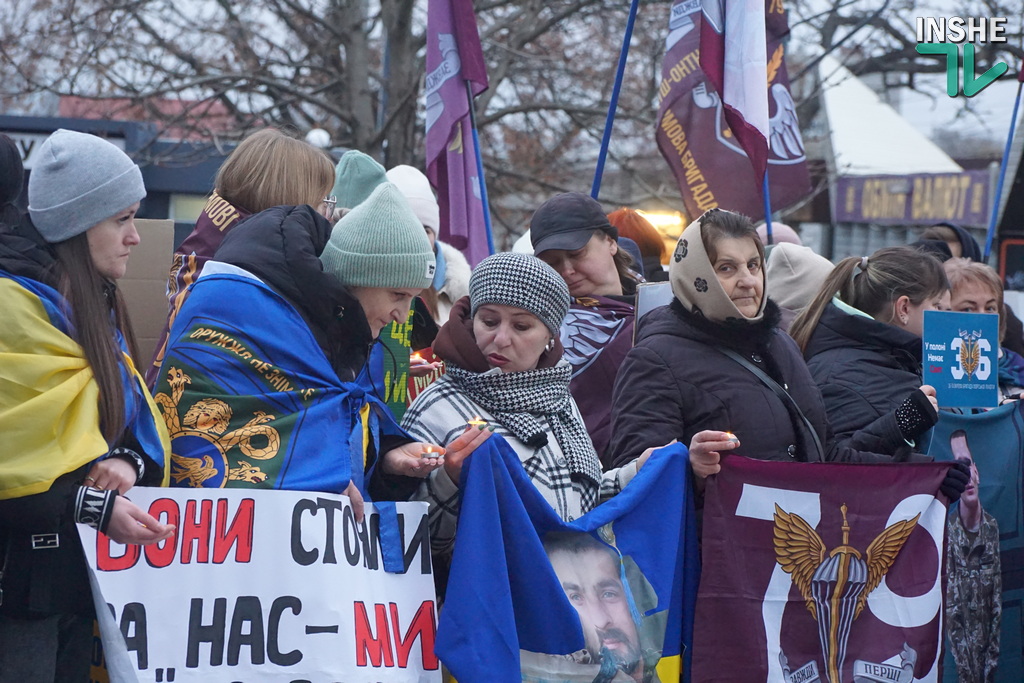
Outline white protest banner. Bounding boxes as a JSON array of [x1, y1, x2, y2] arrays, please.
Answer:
[[79, 488, 440, 683]]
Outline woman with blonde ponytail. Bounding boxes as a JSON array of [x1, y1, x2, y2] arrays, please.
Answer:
[[790, 246, 949, 456]]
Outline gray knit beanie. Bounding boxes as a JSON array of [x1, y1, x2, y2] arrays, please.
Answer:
[[28, 129, 146, 243], [320, 182, 436, 289], [332, 150, 388, 211], [469, 252, 570, 336]]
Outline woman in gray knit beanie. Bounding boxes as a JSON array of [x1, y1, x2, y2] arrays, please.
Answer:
[[0, 129, 175, 680]]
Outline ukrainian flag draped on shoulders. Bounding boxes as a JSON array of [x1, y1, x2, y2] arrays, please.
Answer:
[[0, 272, 170, 499], [437, 437, 699, 681], [154, 266, 403, 495]]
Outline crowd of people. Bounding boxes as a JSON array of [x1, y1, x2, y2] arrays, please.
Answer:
[[0, 126, 1009, 681]]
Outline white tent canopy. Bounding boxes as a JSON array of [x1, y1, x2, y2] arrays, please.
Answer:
[[819, 55, 963, 177]]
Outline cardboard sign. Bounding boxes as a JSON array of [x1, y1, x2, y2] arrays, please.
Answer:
[[121, 219, 174, 367], [922, 310, 999, 408], [80, 489, 440, 682]]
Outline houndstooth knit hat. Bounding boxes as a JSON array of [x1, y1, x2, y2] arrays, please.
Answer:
[[469, 252, 570, 336], [320, 182, 435, 289]]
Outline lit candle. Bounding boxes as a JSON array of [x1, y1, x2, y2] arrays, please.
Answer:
[[725, 432, 739, 445], [466, 416, 487, 428], [421, 445, 441, 459], [411, 352, 424, 364]]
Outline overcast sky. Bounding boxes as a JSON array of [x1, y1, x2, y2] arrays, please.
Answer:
[[899, 73, 1019, 142]]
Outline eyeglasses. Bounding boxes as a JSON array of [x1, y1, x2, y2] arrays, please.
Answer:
[[322, 195, 338, 215]]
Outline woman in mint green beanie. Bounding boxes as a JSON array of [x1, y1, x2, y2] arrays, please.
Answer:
[[153, 182, 492, 523], [321, 181, 440, 338]]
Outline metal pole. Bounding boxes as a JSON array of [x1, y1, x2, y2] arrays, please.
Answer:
[[984, 78, 1024, 261], [591, 0, 641, 199], [763, 172, 774, 244], [466, 80, 495, 255]]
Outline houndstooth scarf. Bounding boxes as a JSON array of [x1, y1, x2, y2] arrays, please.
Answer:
[[444, 362, 602, 487]]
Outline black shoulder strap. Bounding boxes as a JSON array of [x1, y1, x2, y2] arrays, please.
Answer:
[[716, 347, 825, 462]]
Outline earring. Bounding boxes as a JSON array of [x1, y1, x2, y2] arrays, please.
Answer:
[[545, 338, 556, 352], [900, 315, 908, 324]]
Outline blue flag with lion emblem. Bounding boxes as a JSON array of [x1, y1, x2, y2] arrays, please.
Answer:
[[153, 270, 404, 495]]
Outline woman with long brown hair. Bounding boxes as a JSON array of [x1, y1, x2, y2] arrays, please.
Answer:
[[789, 246, 949, 454], [0, 130, 174, 682]]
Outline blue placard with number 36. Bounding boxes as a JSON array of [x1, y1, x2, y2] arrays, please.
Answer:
[[922, 310, 1000, 408]]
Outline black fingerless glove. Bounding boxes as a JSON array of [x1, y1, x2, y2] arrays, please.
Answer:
[[895, 390, 939, 442], [940, 460, 971, 503], [74, 485, 118, 533]]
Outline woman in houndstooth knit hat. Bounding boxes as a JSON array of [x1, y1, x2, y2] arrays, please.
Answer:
[[402, 252, 650, 589]]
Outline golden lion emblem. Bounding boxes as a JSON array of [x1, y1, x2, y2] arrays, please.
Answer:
[[156, 367, 281, 488]]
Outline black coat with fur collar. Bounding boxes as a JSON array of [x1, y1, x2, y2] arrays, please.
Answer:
[[608, 299, 899, 468]]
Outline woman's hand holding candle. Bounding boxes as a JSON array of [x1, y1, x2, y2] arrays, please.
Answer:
[[409, 351, 442, 378], [382, 442, 446, 477], [443, 421, 496, 484]]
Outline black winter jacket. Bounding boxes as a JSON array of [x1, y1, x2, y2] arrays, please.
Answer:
[[608, 300, 901, 469], [803, 303, 931, 455]]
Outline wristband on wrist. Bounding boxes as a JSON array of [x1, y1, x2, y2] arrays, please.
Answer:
[[75, 486, 118, 533], [105, 447, 146, 483]]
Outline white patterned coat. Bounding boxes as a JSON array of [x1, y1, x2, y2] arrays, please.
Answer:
[[401, 373, 638, 556]]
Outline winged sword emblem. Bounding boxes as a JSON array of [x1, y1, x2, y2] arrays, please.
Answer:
[[957, 329, 982, 380], [773, 503, 920, 683]]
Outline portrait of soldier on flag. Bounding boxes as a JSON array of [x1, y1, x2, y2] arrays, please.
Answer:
[[520, 530, 666, 683]]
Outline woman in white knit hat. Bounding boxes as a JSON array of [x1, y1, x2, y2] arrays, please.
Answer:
[[0, 129, 175, 681], [153, 183, 490, 518], [386, 164, 471, 328]]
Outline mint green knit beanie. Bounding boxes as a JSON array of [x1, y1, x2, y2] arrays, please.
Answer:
[[320, 182, 436, 289], [332, 150, 388, 210]]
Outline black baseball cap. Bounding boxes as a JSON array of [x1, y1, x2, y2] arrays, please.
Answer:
[[529, 192, 617, 255]]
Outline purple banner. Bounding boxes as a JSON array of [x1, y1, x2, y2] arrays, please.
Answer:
[[693, 456, 950, 682], [656, 0, 810, 220], [834, 171, 991, 228], [425, 0, 491, 266]]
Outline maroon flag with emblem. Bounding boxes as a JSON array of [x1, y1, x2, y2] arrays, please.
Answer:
[[656, 0, 810, 220], [693, 456, 951, 682]]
